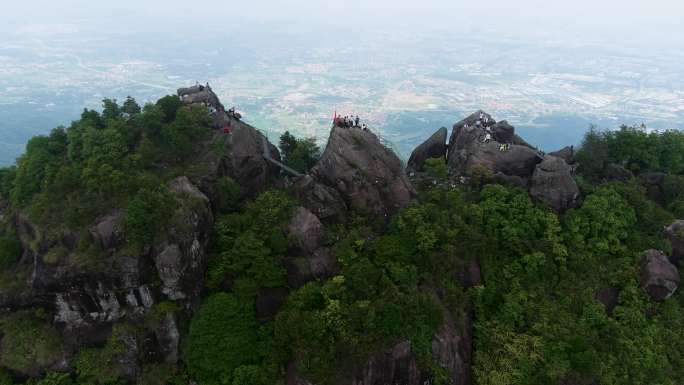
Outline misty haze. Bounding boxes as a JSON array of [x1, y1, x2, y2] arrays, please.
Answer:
[[1, 0, 683, 164]]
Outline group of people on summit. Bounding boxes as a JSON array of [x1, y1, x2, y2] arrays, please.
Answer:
[[333, 114, 369, 131]]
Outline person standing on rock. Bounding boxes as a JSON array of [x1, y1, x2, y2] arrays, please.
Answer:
[[355, 115, 360, 127]]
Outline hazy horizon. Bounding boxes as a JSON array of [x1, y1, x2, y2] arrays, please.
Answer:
[[1, 0, 683, 165], [3, 0, 684, 49]]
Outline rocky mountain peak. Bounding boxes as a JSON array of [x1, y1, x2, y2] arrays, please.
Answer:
[[311, 125, 416, 217]]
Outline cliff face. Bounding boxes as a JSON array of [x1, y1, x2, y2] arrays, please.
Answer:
[[191, 115, 283, 201], [2, 176, 213, 377]]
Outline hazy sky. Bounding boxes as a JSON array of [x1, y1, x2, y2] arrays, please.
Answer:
[[3, 0, 684, 48]]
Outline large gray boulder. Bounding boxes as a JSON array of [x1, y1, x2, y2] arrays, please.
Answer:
[[406, 127, 447, 173], [312, 126, 415, 217], [447, 111, 542, 179], [548, 146, 575, 164], [90, 209, 124, 250], [664, 220, 684, 266], [530, 156, 580, 212], [640, 171, 667, 203], [490, 120, 515, 144], [639, 249, 680, 301], [288, 207, 324, 254], [605, 163, 633, 182]]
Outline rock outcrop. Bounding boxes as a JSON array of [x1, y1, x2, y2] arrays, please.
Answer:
[[90, 209, 125, 250], [455, 258, 482, 288], [291, 175, 347, 222], [490, 120, 515, 144], [154, 176, 214, 301], [155, 312, 181, 363], [2, 176, 214, 376], [639, 249, 680, 301], [288, 207, 325, 254], [177, 84, 224, 111], [312, 126, 415, 217], [285, 207, 339, 287], [665, 220, 684, 266], [548, 146, 575, 164], [640, 172, 667, 203], [605, 163, 633, 182], [407, 127, 448, 173], [529, 155, 580, 212], [447, 111, 542, 180], [218, 121, 283, 197]]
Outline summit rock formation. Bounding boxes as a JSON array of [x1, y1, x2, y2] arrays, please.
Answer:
[[312, 125, 416, 217], [408, 110, 581, 213], [446, 111, 542, 180]]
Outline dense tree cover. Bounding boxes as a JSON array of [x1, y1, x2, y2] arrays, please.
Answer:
[[123, 186, 175, 248], [183, 293, 267, 385], [278, 131, 321, 173], [576, 124, 684, 180], [469, 127, 684, 385], [181, 190, 295, 384], [0, 96, 211, 251], [424, 157, 449, 179], [0, 232, 22, 268], [0, 310, 64, 375]]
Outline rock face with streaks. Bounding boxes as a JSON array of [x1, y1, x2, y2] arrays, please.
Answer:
[[291, 175, 348, 222], [0, 176, 214, 376]]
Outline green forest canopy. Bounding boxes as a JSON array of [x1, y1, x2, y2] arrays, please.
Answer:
[[0, 97, 683, 384]]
